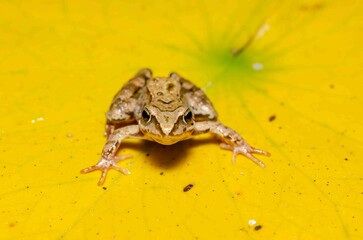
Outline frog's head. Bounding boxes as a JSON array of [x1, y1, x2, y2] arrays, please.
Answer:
[[139, 105, 195, 145], [138, 74, 195, 145]]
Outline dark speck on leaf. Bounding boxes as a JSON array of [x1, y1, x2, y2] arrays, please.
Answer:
[[102, 187, 107, 190], [8, 222, 17, 228], [269, 115, 276, 122], [183, 183, 194, 192], [160, 172, 164, 175], [254, 225, 262, 231], [299, 2, 325, 11]]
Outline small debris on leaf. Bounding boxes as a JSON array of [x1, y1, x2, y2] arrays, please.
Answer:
[[183, 183, 194, 192], [269, 115, 276, 122], [254, 225, 262, 231]]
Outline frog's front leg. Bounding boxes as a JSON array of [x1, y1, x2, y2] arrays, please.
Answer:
[[81, 125, 143, 185], [194, 121, 270, 167]]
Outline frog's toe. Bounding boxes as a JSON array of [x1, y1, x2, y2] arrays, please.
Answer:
[[80, 155, 132, 185], [114, 154, 132, 162], [220, 143, 269, 167]]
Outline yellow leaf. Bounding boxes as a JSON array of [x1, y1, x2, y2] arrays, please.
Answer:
[[0, 0, 362, 239]]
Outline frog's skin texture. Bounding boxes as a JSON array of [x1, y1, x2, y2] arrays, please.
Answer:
[[81, 69, 270, 185]]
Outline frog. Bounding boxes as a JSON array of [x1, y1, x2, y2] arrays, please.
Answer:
[[81, 68, 270, 185]]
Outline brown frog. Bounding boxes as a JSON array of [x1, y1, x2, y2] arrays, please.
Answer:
[[81, 69, 270, 185]]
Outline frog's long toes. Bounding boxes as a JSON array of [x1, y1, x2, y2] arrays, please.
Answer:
[[231, 152, 237, 164], [112, 164, 131, 175], [251, 147, 271, 157], [81, 156, 131, 185], [114, 154, 133, 162], [80, 165, 99, 174], [220, 143, 233, 150], [97, 169, 108, 186], [244, 152, 266, 168], [220, 143, 268, 168]]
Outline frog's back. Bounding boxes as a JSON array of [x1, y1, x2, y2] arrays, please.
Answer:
[[106, 68, 151, 124], [178, 76, 218, 121]]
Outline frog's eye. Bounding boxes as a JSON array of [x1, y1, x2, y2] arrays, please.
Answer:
[[142, 109, 151, 123], [183, 110, 193, 124]]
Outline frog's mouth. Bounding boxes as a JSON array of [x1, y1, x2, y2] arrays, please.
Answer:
[[146, 132, 193, 145]]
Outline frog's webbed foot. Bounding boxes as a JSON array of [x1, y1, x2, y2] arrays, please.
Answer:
[[80, 155, 132, 186], [220, 143, 270, 168]]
